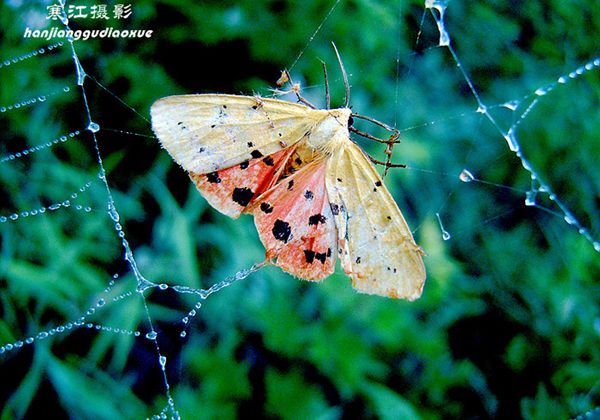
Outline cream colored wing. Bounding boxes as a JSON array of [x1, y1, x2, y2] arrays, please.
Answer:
[[326, 141, 426, 300], [151, 94, 321, 174]]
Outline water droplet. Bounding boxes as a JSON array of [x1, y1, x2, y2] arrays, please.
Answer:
[[502, 130, 520, 154], [5, 344, 14, 351], [159, 283, 168, 290], [525, 191, 536, 206], [0, 216, 6, 223], [48, 204, 61, 211], [97, 299, 106, 307], [159, 356, 167, 367], [108, 202, 120, 222], [442, 231, 451, 240], [182, 317, 189, 324], [25, 337, 34, 344], [38, 95, 46, 102], [146, 331, 157, 340], [0, 107, 6, 113], [87, 122, 100, 133], [476, 104, 487, 114], [37, 332, 48, 339], [63, 86, 70, 92], [439, 29, 450, 47], [180, 331, 187, 338], [9, 213, 18, 220], [502, 100, 519, 111], [459, 169, 474, 182], [534, 87, 547, 96]]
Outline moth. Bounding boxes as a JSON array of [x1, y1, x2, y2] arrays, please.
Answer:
[[151, 60, 426, 299]]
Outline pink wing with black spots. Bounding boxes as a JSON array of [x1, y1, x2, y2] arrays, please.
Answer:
[[252, 160, 337, 280], [190, 147, 295, 218]]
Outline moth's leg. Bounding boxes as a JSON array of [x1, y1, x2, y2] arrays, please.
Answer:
[[284, 70, 318, 109]]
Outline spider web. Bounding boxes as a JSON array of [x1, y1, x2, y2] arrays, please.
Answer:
[[1, 0, 598, 418]]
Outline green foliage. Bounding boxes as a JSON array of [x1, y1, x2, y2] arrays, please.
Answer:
[[1, 0, 599, 418]]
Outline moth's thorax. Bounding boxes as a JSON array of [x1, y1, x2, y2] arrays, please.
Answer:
[[305, 108, 352, 154]]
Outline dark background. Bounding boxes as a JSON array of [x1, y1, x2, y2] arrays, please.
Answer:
[[0, 0, 599, 418]]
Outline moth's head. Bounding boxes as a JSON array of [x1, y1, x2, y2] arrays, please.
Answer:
[[327, 107, 353, 128]]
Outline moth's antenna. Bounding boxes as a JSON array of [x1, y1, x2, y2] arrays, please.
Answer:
[[320, 60, 331, 109], [331, 42, 350, 108]]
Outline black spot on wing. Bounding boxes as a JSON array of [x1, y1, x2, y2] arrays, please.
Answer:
[[247, 141, 254, 147], [260, 202, 273, 214], [330, 203, 339, 215], [263, 156, 274, 166], [304, 250, 315, 263], [206, 172, 221, 183], [375, 181, 382, 187], [240, 160, 249, 170], [272, 219, 292, 243], [305, 248, 331, 264], [287, 180, 294, 190], [198, 147, 205, 153], [308, 214, 327, 226], [232, 187, 254, 206], [295, 157, 302, 165], [315, 252, 327, 264], [304, 190, 314, 200], [251, 150, 264, 159], [355, 256, 361, 264]]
